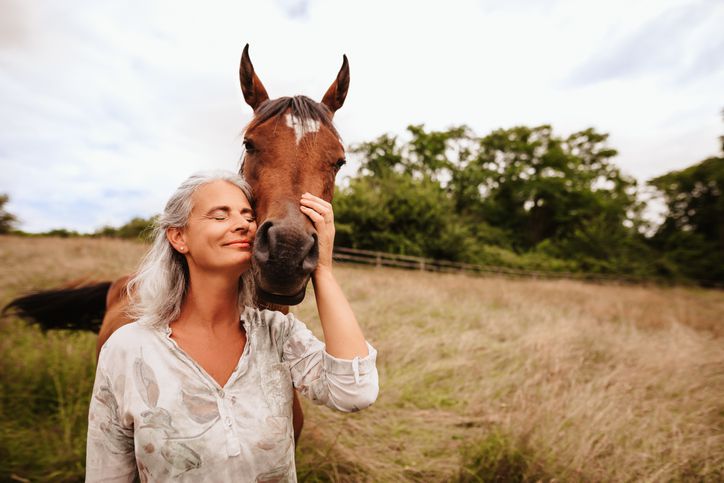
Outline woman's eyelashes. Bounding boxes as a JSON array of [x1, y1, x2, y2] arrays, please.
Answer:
[[208, 211, 228, 221], [208, 212, 256, 223]]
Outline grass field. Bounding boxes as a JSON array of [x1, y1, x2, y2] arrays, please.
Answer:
[[1, 235, 722, 482]]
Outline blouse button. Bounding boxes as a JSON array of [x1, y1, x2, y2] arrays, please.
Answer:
[[225, 417, 232, 427], [218, 390, 225, 398]]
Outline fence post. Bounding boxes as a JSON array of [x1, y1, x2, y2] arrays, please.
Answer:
[[419, 260, 425, 271], [376, 254, 381, 267]]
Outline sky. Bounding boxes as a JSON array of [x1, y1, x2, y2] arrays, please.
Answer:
[[1, 0, 723, 233]]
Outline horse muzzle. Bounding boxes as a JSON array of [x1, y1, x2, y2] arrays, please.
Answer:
[[252, 219, 318, 305]]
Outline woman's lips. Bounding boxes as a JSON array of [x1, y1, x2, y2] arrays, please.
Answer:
[[225, 240, 252, 248]]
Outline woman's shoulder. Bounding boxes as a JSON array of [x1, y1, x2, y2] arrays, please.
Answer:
[[99, 321, 158, 358]]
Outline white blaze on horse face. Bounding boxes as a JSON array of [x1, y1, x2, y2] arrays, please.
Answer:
[[285, 113, 320, 145]]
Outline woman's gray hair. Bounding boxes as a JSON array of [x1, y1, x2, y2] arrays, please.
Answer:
[[128, 170, 256, 328]]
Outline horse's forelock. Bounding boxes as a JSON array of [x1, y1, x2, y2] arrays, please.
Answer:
[[244, 95, 340, 140]]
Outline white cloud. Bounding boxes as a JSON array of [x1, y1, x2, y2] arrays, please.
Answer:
[[0, 0, 722, 232]]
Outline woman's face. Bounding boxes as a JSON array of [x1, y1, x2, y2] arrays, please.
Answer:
[[169, 180, 257, 276]]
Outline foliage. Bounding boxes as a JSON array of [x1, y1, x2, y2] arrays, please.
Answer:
[[93, 216, 157, 241], [472, 126, 641, 249], [0, 194, 18, 234], [339, 123, 661, 277], [44, 228, 82, 238], [648, 155, 724, 284], [337, 119, 724, 283], [334, 173, 478, 261], [0, 319, 96, 482], [9, 214, 157, 240]]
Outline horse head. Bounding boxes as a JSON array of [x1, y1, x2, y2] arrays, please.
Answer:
[[239, 44, 349, 306]]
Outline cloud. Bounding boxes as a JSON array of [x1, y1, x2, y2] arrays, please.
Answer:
[[567, 0, 724, 86], [684, 32, 724, 81], [275, 0, 312, 19], [0, 0, 34, 49]]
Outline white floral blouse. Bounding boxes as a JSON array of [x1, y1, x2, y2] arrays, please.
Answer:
[[85, 306, 379, 482]]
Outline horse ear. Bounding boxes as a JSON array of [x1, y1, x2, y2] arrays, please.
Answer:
[[321, 54, 349, 115], [239, 44, 269, 110]]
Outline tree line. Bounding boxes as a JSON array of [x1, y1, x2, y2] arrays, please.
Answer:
[[2, 121, 722, 285], [332, 122, 723, 285]]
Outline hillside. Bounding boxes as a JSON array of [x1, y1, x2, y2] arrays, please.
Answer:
[[0, 236, 722, 481]]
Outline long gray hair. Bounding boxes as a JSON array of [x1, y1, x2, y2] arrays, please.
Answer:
[[128, 170, 256, 328]]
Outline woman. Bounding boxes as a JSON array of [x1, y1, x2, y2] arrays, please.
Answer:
[[85, 171, 378, 482]]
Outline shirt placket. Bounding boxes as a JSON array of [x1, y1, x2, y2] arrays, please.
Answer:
[[161, 325, 246, 458], [215, 388, 241, 457]]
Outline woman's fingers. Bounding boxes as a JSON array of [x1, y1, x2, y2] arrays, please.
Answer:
[[300, 205, 325, 226], [301, 192, 331, 208], [300, 193, 335, 271], [300, 198, 329, 217], [300, 195, 333, 221]]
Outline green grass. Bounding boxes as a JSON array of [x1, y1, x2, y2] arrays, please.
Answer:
[[0, 320, 96, 482], [458, 431, 546, 483]]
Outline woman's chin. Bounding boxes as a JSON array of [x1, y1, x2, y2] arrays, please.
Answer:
[[203, 256, 252, 277], [231, 258, 253, 275]]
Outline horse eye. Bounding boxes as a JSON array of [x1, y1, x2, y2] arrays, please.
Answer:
[[334, 158, 346, 172], [243, 140, 256, 152]]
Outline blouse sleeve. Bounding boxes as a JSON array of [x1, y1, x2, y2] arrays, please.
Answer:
[[278, 312, 379, 413], [85, 347, 136, 482]]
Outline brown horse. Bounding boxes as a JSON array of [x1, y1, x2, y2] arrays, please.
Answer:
[[4, 44, 351, 443]]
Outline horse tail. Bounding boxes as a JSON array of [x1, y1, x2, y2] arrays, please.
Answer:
[[3, 281, 112, 333]]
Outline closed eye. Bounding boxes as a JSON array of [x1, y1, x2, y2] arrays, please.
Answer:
[[207, 208, 230, 221], [334, 158, 346, 172]]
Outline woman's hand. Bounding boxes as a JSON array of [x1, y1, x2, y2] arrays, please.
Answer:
[[300, 193, 335, 272], [300, 192, 368, 359]]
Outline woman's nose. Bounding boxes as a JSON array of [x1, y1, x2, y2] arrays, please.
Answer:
[[232, 216, 249, 232]]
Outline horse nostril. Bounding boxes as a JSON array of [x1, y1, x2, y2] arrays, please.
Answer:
[[254, 221, 272, 263], [267, 226, 279, 255], [301, 233, 318, 273]]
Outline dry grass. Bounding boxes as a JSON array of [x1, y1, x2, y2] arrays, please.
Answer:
[[1, 235, 722, 482]]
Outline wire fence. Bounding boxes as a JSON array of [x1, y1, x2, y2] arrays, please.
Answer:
[[332, 246, 721, 287]]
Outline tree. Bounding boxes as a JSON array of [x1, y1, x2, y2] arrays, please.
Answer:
[[0, 194, 18, 234], [352, 124, 476, 187], [342, 123, 650, 273], [334, 173, 477, 261], [471, 125, 640, 250], [344, 125, 510, 259], [648, 156, 724, 284]]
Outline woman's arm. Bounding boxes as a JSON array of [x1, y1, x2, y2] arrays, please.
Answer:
[[300, 193, 368, 359], [292, 192, 378, 412], [276, 311, 378, 412]]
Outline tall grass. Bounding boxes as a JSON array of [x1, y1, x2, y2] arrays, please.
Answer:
[[0, 321, 96, 482], [1, 236, 722, 481], [0, 237, 147, 481]]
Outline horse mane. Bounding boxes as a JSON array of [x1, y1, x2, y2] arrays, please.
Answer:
[[244, 95, 341, 140]]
